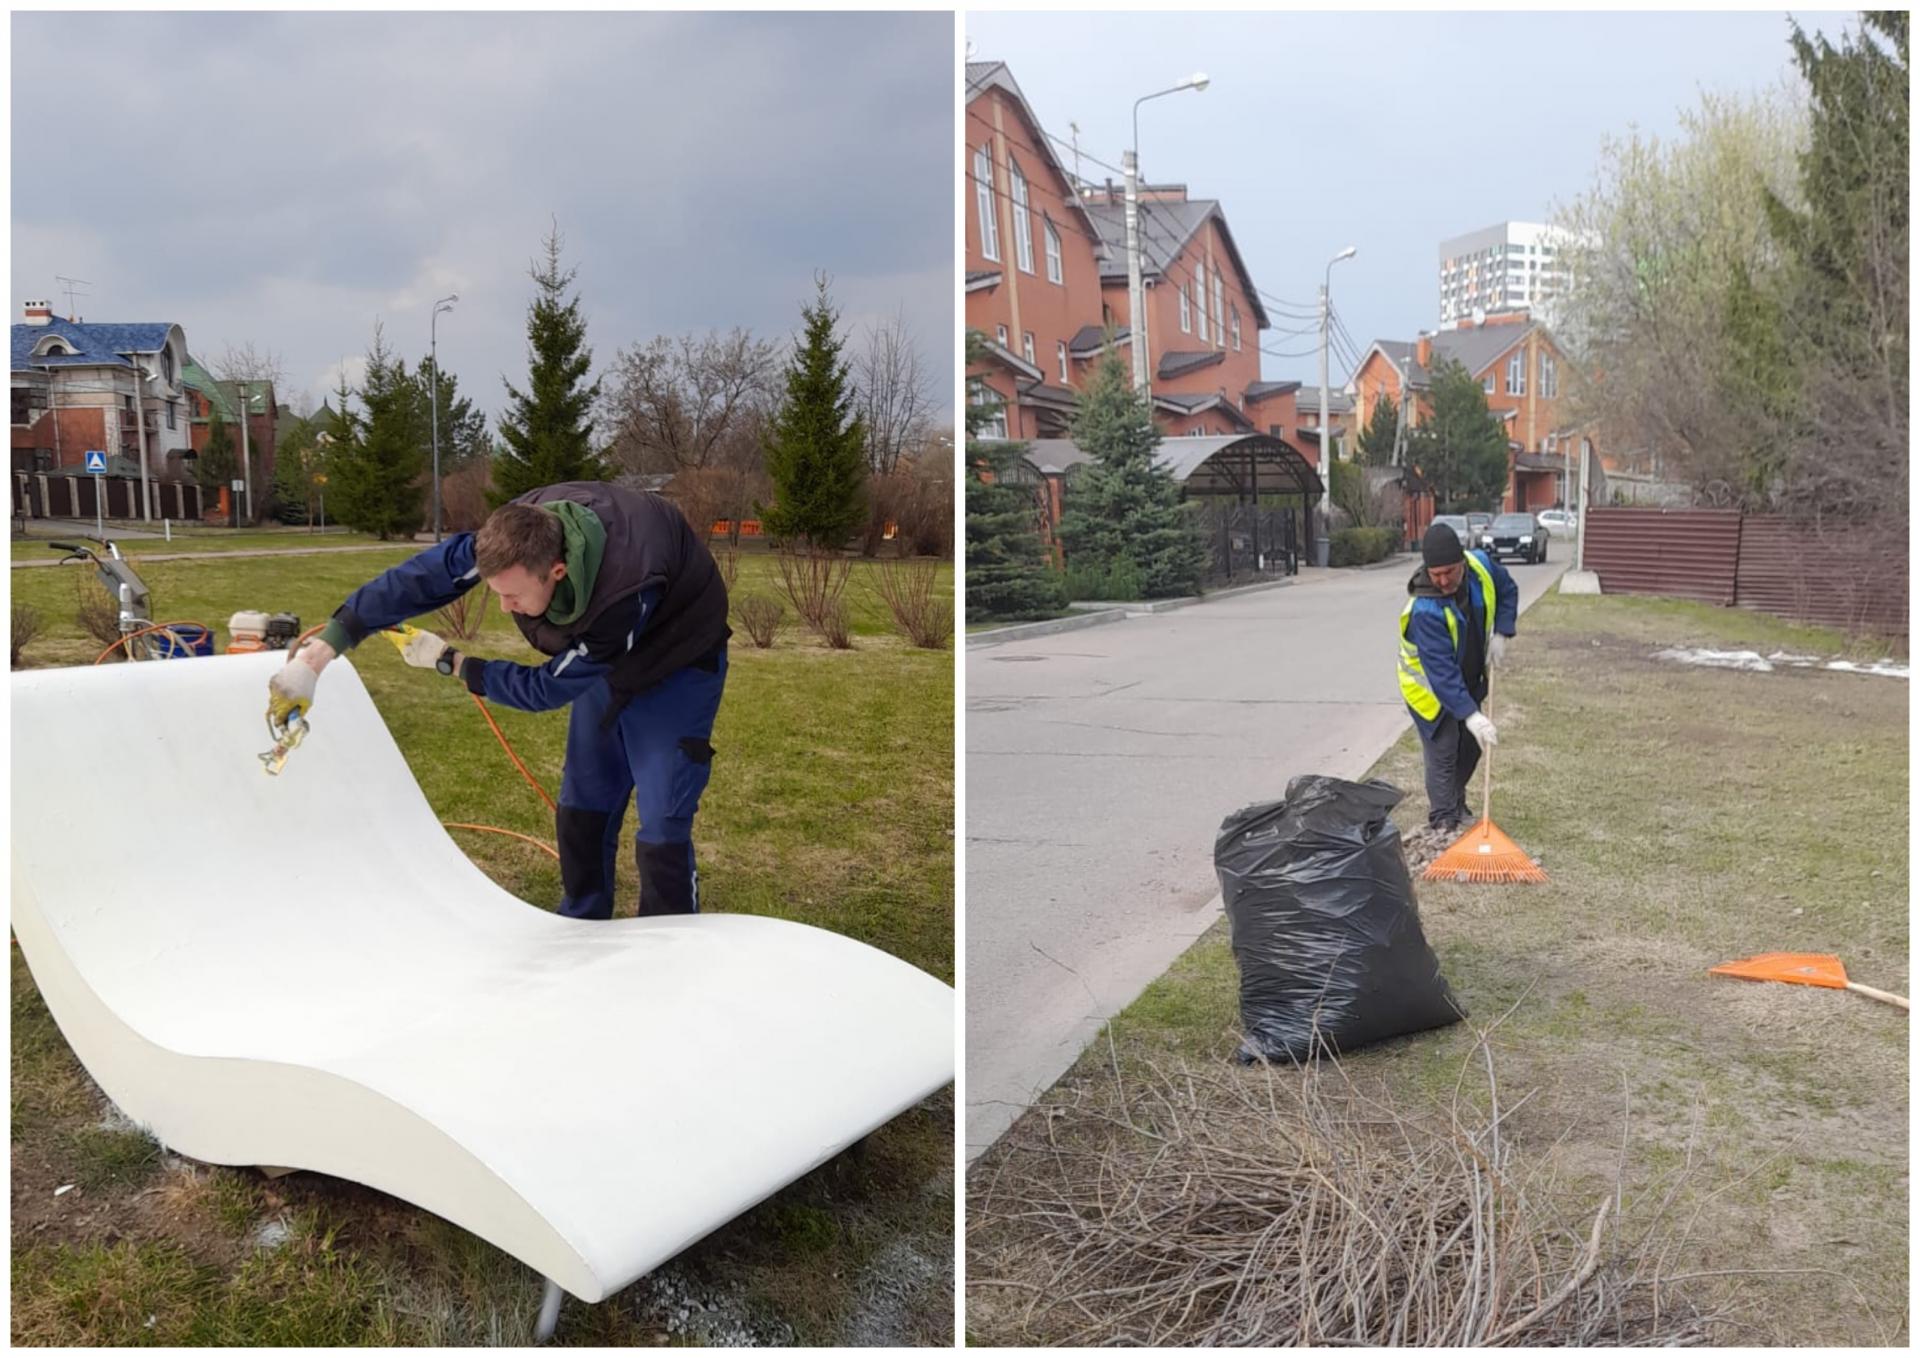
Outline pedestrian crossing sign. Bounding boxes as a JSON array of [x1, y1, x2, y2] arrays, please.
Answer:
[[84, 450, 107, 474]]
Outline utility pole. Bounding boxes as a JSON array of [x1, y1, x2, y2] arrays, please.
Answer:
[[430, 294, 458, 541], [1124, 148, 1149, 392], [1317, 246, 1357, 566], [236, 381, 252, 526], [133, 358, 152, 521], [1127, 75, 1209, 396]]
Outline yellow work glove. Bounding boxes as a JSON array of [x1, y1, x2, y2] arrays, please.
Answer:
[[382, 625, 458, 675], [267, 652, 319, 740]]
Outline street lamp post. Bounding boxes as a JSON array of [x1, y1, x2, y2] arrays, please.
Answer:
[[236, 380, 253, 527], [430, 293, 459, 542], [1126, 73, 1209, 394], [1316, 245, 1357, 567]]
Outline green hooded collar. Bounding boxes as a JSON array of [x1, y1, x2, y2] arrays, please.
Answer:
[[543, 500, 606, 627]]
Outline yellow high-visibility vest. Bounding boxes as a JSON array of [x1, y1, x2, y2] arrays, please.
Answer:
[[1398, 553, 1496, 721]]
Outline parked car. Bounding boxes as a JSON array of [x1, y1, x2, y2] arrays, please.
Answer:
[[1481, 511, 1550, 564], [1464, 512, 1493, 544], [1537, 508, 1577, 536], [1431, 514, 1471, 548]]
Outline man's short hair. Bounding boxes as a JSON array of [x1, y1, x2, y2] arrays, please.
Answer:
[[474, 503, 565, 577]]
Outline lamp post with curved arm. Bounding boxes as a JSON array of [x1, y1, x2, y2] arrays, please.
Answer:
[[429, 294, 459, 542], [1125, 73, 1209, 394]]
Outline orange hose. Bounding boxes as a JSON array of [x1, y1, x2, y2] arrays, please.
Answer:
[[94, 621, 214, 665], [464, 691, 558, 812], [442, 822, 560, 860]]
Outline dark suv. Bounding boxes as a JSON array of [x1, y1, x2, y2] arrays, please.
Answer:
[[1481, 512, 1549, 564]]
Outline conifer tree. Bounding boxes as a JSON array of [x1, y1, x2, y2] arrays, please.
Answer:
[[964, 333, 1066, 621], [760, 275, 868, 548], [493, 222, 605, 503]]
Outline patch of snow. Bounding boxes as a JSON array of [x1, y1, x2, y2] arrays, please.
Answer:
[[1824, 659, 1909, 680], [1655, 648, 1773, 672], [252, 1216, 292, 1250], [1657, 648, 1909, 680], [53, 1184, 74, 1197]]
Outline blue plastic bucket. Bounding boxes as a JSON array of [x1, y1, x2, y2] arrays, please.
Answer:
[[150, 624, 214, 659]]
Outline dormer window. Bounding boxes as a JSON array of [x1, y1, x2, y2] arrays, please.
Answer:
[[33, 337, 72, 358]]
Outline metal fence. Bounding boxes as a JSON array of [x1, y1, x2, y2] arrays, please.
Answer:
[[13, 472, 204, 523], [1584, 507, 1908, 637], [1198, 504, 1299, 585]]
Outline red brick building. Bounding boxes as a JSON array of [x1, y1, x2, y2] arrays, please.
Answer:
[[1350, 313, 1596, 512]]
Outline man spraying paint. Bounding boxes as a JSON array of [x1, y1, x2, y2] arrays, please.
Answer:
[[1396, 521, 1519, 847], [267, 482, 730, 918]]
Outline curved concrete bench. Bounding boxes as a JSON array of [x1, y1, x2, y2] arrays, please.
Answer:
[[11, 652, 954, 1305]]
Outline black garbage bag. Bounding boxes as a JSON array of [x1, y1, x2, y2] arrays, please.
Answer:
[[1216, 774, 1463, 1063]]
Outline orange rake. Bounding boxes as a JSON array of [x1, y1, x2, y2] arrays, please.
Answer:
[[1423, 676, 1548, 885], [1709, 953, 1909, 1011]]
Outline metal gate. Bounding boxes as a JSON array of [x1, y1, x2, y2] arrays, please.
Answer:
[[1200, 504, 1298, 584]]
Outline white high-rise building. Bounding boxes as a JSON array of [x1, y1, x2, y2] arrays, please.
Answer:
[[1437, 221, 1576, 328]]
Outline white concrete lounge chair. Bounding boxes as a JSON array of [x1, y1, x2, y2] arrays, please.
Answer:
[[11, 652, 954, 1330]]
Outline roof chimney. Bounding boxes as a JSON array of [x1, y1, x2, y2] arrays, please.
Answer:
[[1415, 332, 1433, 369], [22, 300, 53, 327]]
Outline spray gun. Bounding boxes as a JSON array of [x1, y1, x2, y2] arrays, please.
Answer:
[[260, 712, 309, 776]]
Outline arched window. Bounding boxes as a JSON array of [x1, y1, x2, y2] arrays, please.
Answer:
[[974, 145, 999, 262]]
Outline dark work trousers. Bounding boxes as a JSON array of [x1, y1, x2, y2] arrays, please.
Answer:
[[1419, 713, 1483, 831], [554, 649, 728, 919]]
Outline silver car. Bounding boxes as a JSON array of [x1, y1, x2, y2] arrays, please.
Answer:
[[1537, 508, 1577, 536]]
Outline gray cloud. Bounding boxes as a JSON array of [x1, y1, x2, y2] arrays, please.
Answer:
[[13, 11, 954, 421]]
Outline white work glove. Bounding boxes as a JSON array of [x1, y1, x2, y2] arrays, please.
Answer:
[[266, 640, 331, 738], [398, 629, 453, 671], [1489, 633, 1509, 667], [1466, 711, 1498, 748]]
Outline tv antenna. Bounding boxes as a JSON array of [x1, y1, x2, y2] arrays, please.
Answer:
[[54, 275, 93, 317]]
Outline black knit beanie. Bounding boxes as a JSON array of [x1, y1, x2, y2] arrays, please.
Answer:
[[1421, 522, 1466, 568]]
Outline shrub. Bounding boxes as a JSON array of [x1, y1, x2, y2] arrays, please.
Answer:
[[734, 595, 784, 648], [72, 573, 122, 646], [775, 548, 853, 634], [820, 599, 854, 650], [434, 587, 491, 641], [1328, 526, 1398, 567], [716, 545, 740, 594], [1063, 557, 1145, 602], [869, 558, 952, 649], [12, 601, 42, 667]]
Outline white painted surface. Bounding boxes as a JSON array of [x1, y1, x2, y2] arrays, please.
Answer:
[[11, 652, 953, 1301]]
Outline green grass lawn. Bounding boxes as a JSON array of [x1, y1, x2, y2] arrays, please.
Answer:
[[10, 547, 955, 1346], [967, 590, 1907, 1347]]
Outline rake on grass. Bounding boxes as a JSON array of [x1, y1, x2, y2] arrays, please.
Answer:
[[1423, 674, 1549, 885], [1709, 952, 1909, 1010]]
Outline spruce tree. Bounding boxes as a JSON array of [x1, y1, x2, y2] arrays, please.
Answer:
[[1406, 358, 1510, 511], [493, 223, 605, 504], [415, 355, 490, 467], [331, 325, 426, 540], [760, 275, 868, 548], [1055, 351, 1208, 598], [194, 409, 236, 493], [1358, 390, 1400, 466], [964, 334, 1066, 621]]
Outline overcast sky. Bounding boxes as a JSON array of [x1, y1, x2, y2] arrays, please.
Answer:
[[967, 8, 1846, 387], [13, 10, 954, 424]]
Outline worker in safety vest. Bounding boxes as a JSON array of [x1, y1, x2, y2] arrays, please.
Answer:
[[1398, 521, 1519, 836], [267, 482, 730, 919]]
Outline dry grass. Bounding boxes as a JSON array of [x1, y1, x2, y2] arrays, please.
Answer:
[[968, 1002, 1904, 1348]]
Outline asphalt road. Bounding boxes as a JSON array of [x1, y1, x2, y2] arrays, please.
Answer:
[[964, 553, 1567, 1156]]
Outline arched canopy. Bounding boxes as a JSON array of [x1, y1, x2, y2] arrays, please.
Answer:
[[1022, 434, 1323, 502]]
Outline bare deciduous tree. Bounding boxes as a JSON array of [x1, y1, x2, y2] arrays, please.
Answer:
[[600, 329, 781, 477], [853, 308, 934, 476], [211, 341, 290, 394]]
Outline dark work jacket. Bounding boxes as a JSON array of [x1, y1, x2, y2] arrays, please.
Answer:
[[510, 482, 731, 710]]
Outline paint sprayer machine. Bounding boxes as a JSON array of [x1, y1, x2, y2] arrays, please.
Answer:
[[49, 536, 305, 771]]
